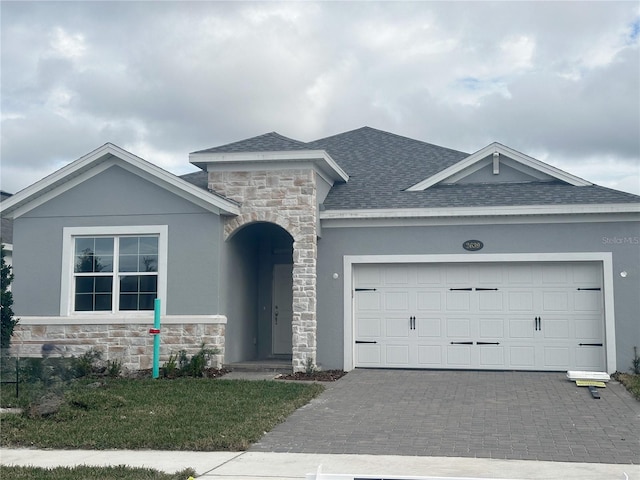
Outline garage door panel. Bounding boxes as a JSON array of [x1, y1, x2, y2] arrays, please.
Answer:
[[417, 345, 443, 366], [417, 265, 442, 284], [385, 291, 409, 310], [479, 318, 504, 338], [447, 345, 472, 367], [356, 265, 382, 285], [416, 291, 441, 310], [541, 264, 569, 284], [386, 316, 410, 337], [477, 265, 504, 284], [542, 291, 570, 311], [576, 346, 604, 370], [446, 265, 471, 284], [357, 317, 381, 337], [386, 345, 410, 365], [354, 262, 605, 371], [416, 317, 442, 337], [542, 318, 570, 339], [446, 291, 471, 311], [507, 265, 534, 284], [574, 291, 602, 311], [575, 317, 603, 339], [479, 346, 504, 367], [384, 265, 410, 285], [356, 291, 381, 310], [509, 346, 536, 367], [543, 346, 570, 369], [447, 317, 471, 337], [356, 344, 382, 365], [508, 292, 534, 312], [478, 291, 503, 311], [509, 318, 535, 338]]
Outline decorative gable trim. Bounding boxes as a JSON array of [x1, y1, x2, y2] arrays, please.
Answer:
[[406, 142, 592, 191], [190, 149, 349, 185], [0, 143, 241, 219]]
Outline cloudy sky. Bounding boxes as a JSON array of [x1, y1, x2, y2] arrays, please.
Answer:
[[1, 1, 639, 195]]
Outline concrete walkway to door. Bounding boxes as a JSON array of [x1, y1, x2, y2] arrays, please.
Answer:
[[251, 369, 640, 464]]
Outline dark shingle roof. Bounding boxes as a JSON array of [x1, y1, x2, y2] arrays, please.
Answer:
[[193, 127, 640, 210], [192, 132, 308, 154], [179, 171, 209, 189]]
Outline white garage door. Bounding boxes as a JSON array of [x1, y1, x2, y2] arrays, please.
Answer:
[[354, 262, 605, 371]]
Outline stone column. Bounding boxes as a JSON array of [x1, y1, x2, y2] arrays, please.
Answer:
[[208, 169, 317, 372]]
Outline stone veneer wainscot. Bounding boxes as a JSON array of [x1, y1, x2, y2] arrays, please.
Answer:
[[10, 319, 226, 372]]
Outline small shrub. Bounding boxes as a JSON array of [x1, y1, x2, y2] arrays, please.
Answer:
[[305, 356, 317, 374], [185, 345, 218, 377], [106, 359, 122, 378], [72, 349, 103, 377], [0, 245, 18, 349], [632, 346, 640, 375], [162, 353, 179, 378], [163, 345, 220, 378]]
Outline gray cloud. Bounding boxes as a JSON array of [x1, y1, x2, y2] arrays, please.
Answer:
[[1, 1, 638, 195]]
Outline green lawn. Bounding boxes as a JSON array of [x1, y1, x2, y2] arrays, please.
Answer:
[[1, 378, 323, 450], [0, 465, 195, 480]]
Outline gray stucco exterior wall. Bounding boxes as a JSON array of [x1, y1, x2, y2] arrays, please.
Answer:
[[12, 165, 224, 317], [316, 220, 640, 372]]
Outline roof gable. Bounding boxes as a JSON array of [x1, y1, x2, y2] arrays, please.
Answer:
[[0, 143, 240, 219], [192, 132, 309, 154], [190, 132, 349, 184], [406, 142, 592, 191]]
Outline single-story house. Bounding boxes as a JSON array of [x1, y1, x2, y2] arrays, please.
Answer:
[[1, 127, 638, 373]]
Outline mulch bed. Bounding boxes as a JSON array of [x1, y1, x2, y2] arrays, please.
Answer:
[[277, 370, 346, 382]]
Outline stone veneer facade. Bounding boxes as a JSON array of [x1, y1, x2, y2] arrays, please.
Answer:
[[10, 321, 226, 372], [208, 169, 317, 372]]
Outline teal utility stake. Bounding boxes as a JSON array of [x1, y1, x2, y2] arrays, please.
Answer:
[[152, 298, 161, 378]]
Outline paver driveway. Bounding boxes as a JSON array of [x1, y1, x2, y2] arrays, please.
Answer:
[[251, 369, 640, 464]]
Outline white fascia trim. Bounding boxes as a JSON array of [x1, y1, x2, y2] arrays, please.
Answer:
[[321, 203, 640, 221], [60, 225, 169, 316], [321, 212, 640, 228], [190, 150, 349, 183], [406, 142, 592, 191], [342, 252, 616, 373], [16, 315, 227, 325], [0, 143, 240, 219]]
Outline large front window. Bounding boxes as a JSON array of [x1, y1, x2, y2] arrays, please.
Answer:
[[73, 235, 159, 312]]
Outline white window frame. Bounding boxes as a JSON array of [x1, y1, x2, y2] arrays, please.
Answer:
[[61, 226, 168, 317]]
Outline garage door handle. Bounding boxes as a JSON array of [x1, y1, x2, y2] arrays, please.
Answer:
[[579, 343, 603, 347], [355, 340, 377, 344], [450, 341, 473, 345]]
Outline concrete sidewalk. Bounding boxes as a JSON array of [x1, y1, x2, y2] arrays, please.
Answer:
[[1, 448, 638, 479]]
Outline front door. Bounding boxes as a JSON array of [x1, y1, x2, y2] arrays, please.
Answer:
[[272, 264, 293, 355]]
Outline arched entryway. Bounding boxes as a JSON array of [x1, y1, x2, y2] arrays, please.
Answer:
[[223, 221, 294, 363]]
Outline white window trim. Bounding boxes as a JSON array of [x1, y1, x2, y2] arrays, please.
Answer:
[[61, 226, 168, 316], [342, 252, 616, 373]]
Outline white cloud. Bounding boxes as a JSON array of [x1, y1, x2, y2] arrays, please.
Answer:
[[49, 27, 86, 59], [0, 1, 637, 196]]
